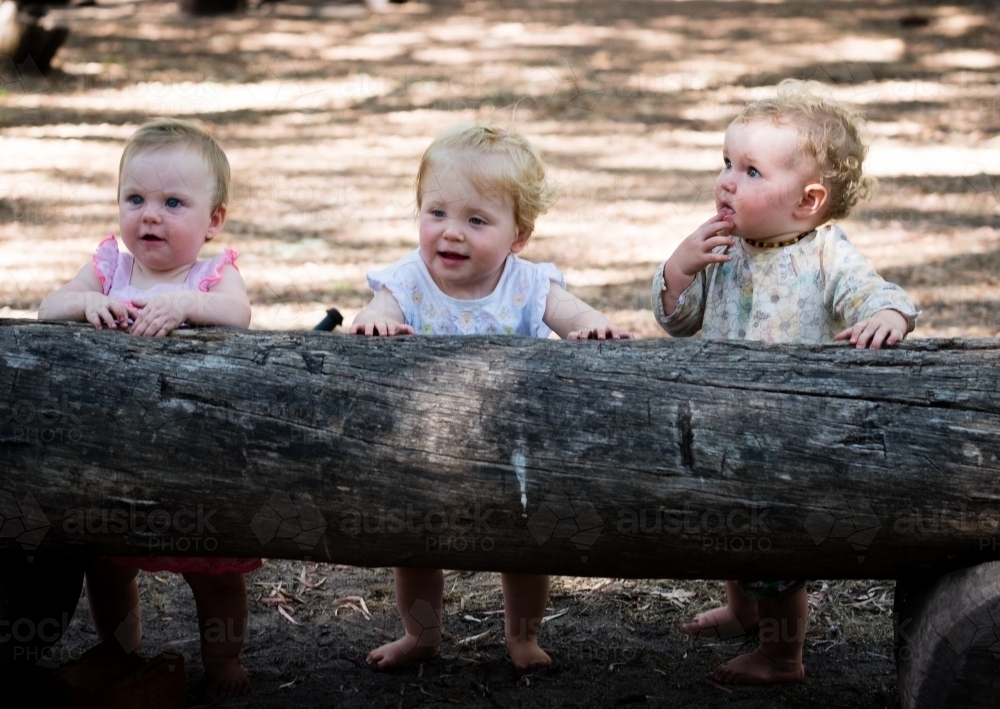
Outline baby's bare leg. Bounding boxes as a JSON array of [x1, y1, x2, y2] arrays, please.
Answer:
[[85, 558, 141, 653], [183, 571, 250, 697], [502, 572, 551, 675], [712, 587, 807, 685], [366, 567, 443, 671], [681, 580, 758, 640]]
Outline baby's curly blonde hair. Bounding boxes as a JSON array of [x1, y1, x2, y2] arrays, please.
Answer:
[[416, 124, 555, 236], [735, 80, 877, 221]]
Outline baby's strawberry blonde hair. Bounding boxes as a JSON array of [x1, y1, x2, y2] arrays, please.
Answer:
[[415, 124, 556, 236], [735, 80, 877, 221], [118, 118, 230, 212]]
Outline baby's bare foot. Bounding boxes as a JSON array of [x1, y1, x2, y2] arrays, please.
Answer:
[[506, 638, 552, 676], [711, 648, 805, 685], [680, 605, 757, 640], [366, 633, 440, 672], [203, 656, 250, 697]]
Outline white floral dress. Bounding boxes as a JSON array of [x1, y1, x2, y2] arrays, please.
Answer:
[[368, 250, 565, 337], [652, 225, 918, 342]]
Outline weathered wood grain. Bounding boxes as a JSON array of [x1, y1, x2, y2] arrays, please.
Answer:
[[1, 319, 998, 578]]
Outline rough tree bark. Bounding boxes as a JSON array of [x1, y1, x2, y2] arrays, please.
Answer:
[[1, 320, 998, 580]]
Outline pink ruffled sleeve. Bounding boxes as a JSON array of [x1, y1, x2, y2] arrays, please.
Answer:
[[197, 248, 239, 292], [91, 234, 119, 295]]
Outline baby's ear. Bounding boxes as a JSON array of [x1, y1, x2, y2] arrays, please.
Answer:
[[205, 204, 228, 241], [797, 183, 829, 220], [509, 228, 532, 254]]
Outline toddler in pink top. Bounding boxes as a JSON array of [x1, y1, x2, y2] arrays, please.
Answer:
[[39, 119, 256, 697]]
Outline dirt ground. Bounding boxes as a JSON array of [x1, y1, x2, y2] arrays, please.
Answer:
[[42, 566, 900, 708], [4, 0, 1000, 705]]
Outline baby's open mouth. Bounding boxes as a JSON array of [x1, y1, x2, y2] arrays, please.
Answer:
[[718, 206, 735, 219], [141, 234, 164, 241], [439, 251, 469, 260]]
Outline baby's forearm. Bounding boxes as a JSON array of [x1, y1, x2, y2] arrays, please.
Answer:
[[660, 260, 695, 317], [183, 292, 251, 328], [544, 287, 618, 338], [38, 290, 92, 322]]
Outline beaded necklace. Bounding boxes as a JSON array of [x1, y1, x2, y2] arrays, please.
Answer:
[[741, 230, 813, 249]]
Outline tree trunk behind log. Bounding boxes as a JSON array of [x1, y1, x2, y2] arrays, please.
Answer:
[[1, 320, 999, 578], [895, 562, 1000, 709]]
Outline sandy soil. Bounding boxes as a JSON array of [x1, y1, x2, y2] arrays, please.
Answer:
[[3, 0, 999, 705]]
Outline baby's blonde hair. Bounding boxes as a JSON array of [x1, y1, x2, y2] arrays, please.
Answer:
[[118, 118, 230, 212], [415, 124, 555, 235], [735, 80, 877, 220]]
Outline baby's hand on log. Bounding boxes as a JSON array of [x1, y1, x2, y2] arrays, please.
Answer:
[[350, 320, 416, 337], [129, 292, 192, 337], [84, 294, 134, 330], [835, 309, 907, 349], [567, 326, 634, 340]]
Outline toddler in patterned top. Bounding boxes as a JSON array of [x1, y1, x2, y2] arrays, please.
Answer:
[[653, 81, 918, 685], [39, 119, 255, 697], [353, 123, 632, 675]]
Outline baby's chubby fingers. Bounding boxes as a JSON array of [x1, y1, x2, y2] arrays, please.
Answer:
[[595, 325, 634, 340], [836, 310, 907, 350], [868, 325, 903, 350], [129, 316, 152, 337], [85, 308, 109, 330], [567, 327, 634, 340], [698, 212, 734, 236], [107, 301, 132, 328], [383, 321, 415, 336], [672, 214, 735, 277], [834, 322, 872, 348], [350, 320, 414, 337]]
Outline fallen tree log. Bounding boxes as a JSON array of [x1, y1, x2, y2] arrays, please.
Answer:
[[1, 319, 998, 579]]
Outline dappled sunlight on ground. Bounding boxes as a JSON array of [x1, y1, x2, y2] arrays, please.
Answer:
[[1, 0, 997, 341]]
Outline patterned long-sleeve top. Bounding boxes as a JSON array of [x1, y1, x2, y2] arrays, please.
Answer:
[[652, 225, 918, 342]]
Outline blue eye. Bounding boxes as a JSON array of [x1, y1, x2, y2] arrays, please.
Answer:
[[431, 209, 445, 218], [748, 167, 760, 177], [165, 197, 181, 208], [723, 158, 732, 169], [128, 195, 143, 205], [469, 216, 485, 226]]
